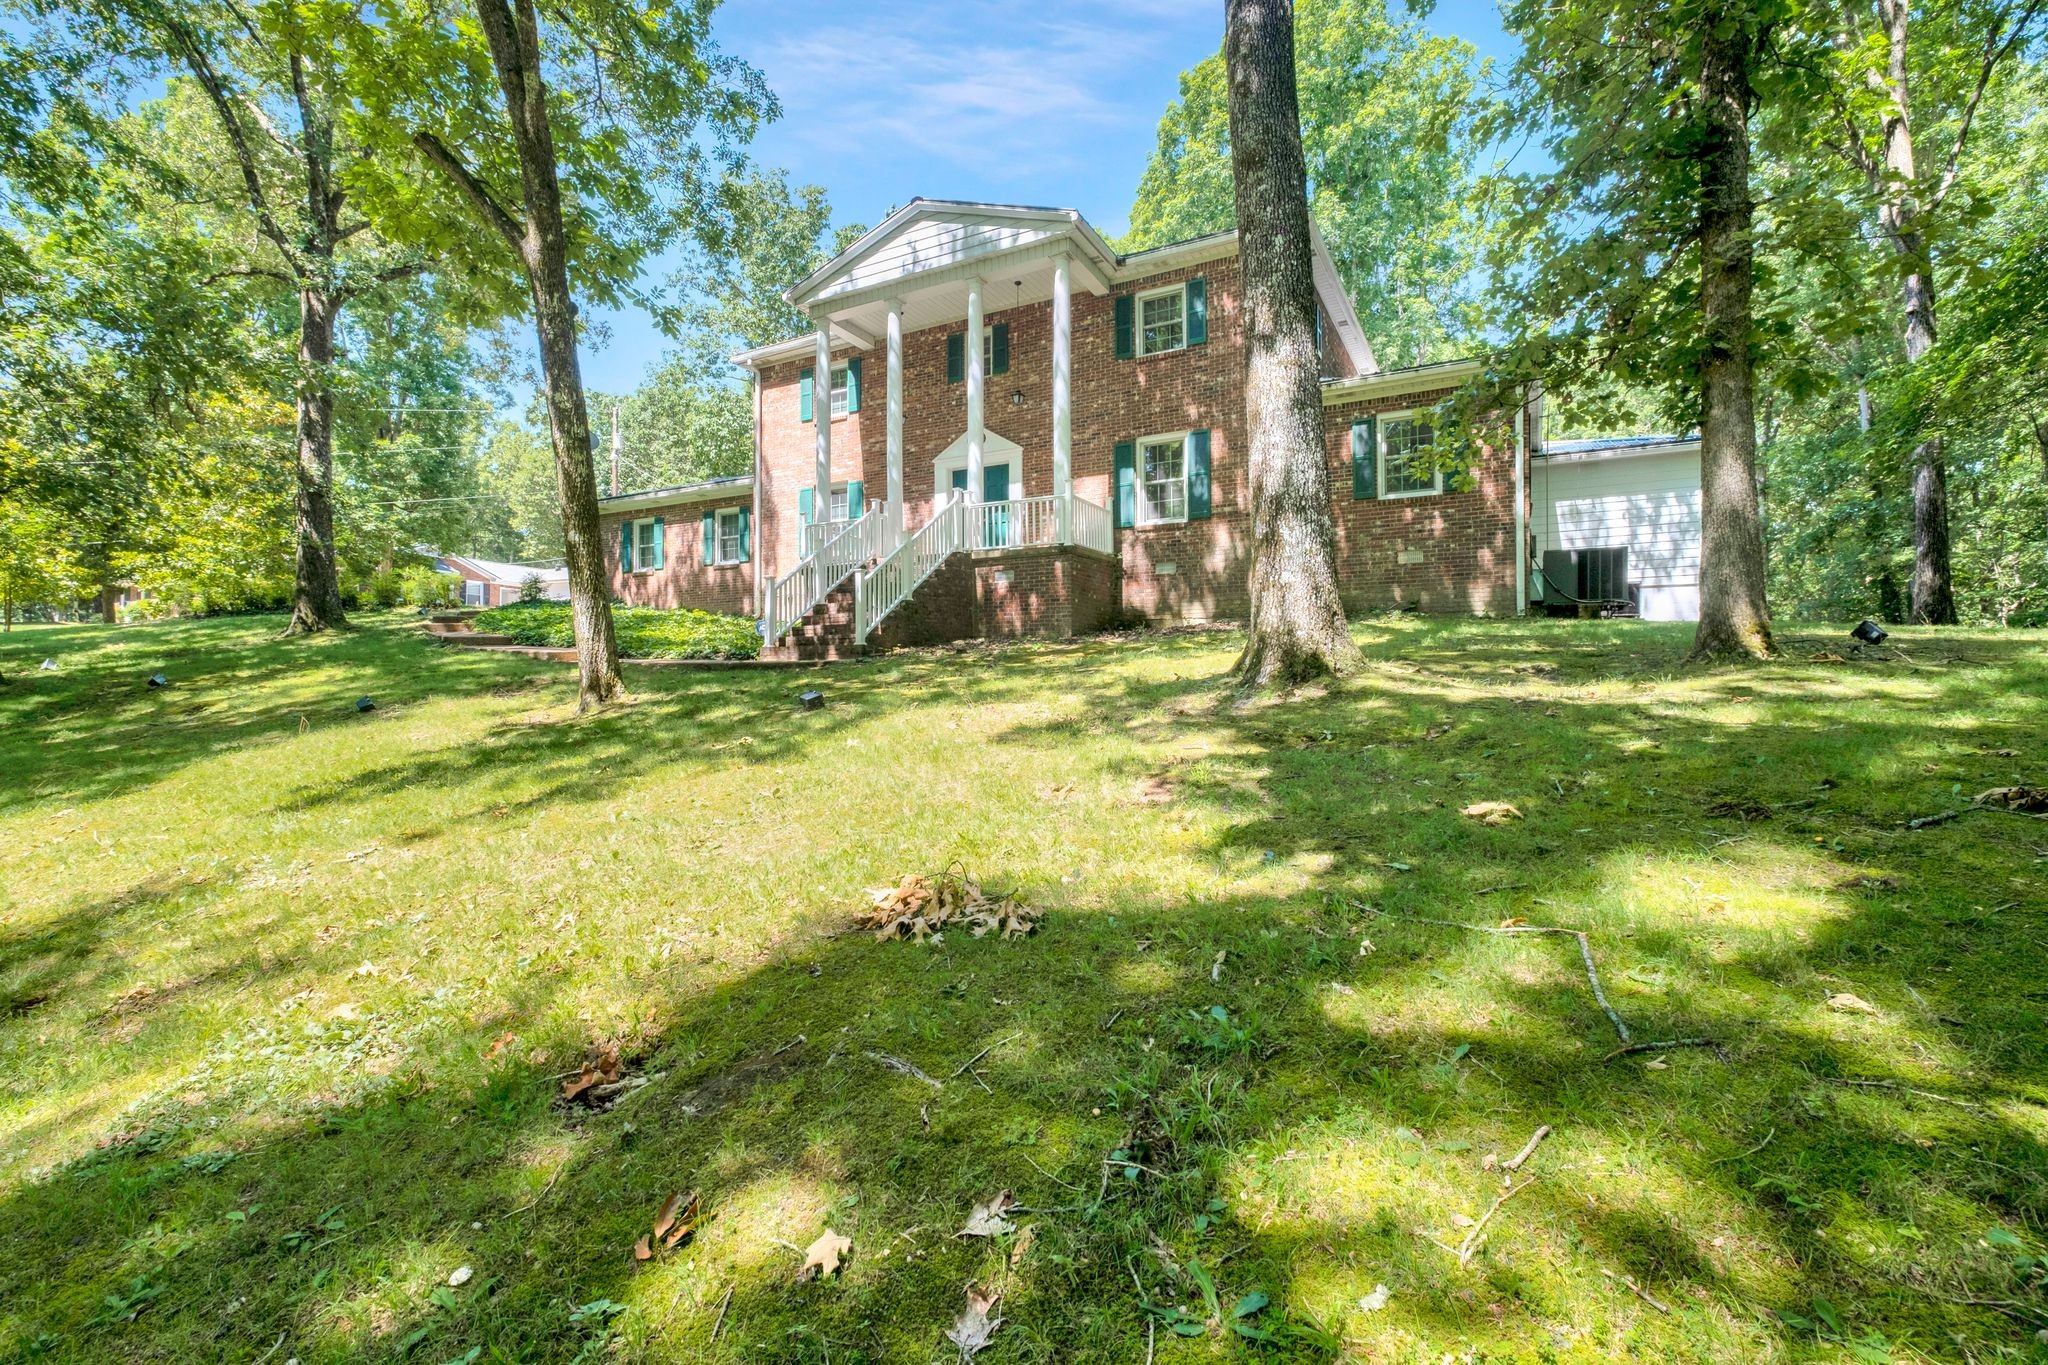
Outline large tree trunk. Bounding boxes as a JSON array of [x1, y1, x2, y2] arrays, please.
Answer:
[[1863, 0, 1956, 624], [2036, 416, 2048, 551], [1688, 1, 1774, 662], [474, 0, 622, 710], [286, 288, 349, 634], [1224, 0, 1361, 691]]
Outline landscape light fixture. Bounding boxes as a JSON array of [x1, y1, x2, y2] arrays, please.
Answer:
[[1850, 619, 1888, 646], [356, 696, 378, 713], [798, 689, 825, 711]]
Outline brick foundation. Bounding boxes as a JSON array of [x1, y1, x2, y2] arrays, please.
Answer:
[[973, 546, 1121, 638], [868, 552, 977, 650]]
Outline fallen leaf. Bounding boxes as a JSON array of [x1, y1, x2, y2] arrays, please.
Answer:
[[799, 1228, 851, 1282], [561, 1043, 624, 1103], [958, 1191, 1018, 1239], [1008, 1224, 1036, 1268], [1461, 801, 1524, 825], [1133, 772, 1177, 804], [447, 1266, 472, 1288], [945, 1283, 1004, 1360], [1826, 992, 1879, 1015], [652, 1190, 700, 1250], [1449, 1212, 1476, 1228], [1359, 1283, 1392, 1311], [632, 1235, 653, 1262], [1974, 785, 2048, 814], [485, 1031, 518, 1060]]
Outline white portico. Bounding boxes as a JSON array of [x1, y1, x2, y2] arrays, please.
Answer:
[[741, 199, 1129, 645]]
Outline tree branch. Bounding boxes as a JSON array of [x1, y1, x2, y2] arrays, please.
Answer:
[[143, 0, 304, 278], [336, 260, 429, 302], [200, 265, 296, 287], [1930, 0, 2044, 213], [411, 130, 527, 258]]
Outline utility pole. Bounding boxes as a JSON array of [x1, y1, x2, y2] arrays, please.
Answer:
[[609, 405, 621, 497]]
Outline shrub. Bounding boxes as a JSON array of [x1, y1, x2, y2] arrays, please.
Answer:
[[518, 573, 547, 604], [364, 569, 403, 609], [397, 565, 458, 608], [472, 604, 760, 660]]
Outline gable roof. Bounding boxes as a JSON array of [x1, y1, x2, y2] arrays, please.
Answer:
[[786, 199, 1121, 312], [598, 473, 755, 514], [439, 554, 568, 586]]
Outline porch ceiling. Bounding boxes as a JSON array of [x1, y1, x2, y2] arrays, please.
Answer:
[[819, 255, 1085, 349]]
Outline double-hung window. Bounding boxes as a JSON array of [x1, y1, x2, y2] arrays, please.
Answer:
[[1380, 416, 1441, 497], [828, 365, 851, 419], [1139, 434, 1188, 524], [828, 483, 851, 523], [1137, 285, 1186, 356], [624, 516, 664, 572], [714, 508, 744, 565]]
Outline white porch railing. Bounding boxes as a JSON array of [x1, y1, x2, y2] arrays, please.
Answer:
[[762, 504, 897, 644], [801, 518, 853, 557], [1070, 495, 1113, 554], [854, 496, 970, 641], [966, 494, 1116, 554]]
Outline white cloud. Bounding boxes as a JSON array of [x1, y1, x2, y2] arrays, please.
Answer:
[[757, 3, 1201, 179]]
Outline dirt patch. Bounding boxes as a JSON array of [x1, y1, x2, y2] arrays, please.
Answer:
[[662, 1047, 803, 1122]]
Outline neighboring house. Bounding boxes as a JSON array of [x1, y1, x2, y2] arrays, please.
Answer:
[[434, 554, 569, 608], [1531, 435, 1704, 622], [596, 197, 1703, 654]]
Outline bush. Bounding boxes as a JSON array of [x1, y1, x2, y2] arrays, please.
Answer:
[[518, 573, 547, 604], [472, 603, 760, 660], [364, 569, 403, 609], [398, 565, 458, 608]]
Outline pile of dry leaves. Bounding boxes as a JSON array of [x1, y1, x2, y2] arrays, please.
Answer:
[[854, 868, 1039, 944]]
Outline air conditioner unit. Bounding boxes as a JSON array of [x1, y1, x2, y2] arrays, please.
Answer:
[[1540, 546, 1632, 605]]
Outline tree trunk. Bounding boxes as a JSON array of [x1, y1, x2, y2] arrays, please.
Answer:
[[474, 0, 622, 710], [1688, 1, 1774, 662], [100, 582, 118, 624], [1224, 0, 1361, 691], [286, 288, 349, 634]]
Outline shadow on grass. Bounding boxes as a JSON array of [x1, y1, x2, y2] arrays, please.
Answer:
[[1, 616, 2044, 1362]]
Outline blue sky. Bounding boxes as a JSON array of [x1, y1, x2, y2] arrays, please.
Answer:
[[579, 0, 1518, 392]]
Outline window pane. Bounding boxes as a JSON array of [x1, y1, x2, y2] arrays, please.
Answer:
[[829, 488, 849, 521], [1140, 291, 1184, 355], [1382, 419, 1438, 494], [716, 511, 741, 562], [1140, 438, 1186, 523], [635, 521, 657, 567], [830, 366, 849, 419]]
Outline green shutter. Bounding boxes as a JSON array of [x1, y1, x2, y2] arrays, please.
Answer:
[[650, 516, 665, 570], [991, 322, 1010, 375], [847, 480, 863, 518], [1114, 295, 1134, 359], [1114, 441, 1136, 528], [799, 366, 814, 422], [846, 357, 862, 413], [1352, 416, 1378, 499], [1188, 430, 1211, 519], [798, 486, 813, 526], [947, 333, 964, 384], [1186, 277, 1207, 345], [620, 521, 633, 571], [737, 506, 751, 562], [702, 509, 716, 565]]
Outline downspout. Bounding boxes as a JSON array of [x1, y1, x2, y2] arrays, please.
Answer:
[[1512, 382, 1532, 615]]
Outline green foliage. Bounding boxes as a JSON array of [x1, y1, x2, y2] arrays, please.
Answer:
[[1122, 0, 1494, 366], [516, 573, 547, 605], [397, 565, 458, 609], [472, 603, 760, 659]]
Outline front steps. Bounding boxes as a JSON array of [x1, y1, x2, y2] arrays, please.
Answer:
[[761, 578, 860, 662]]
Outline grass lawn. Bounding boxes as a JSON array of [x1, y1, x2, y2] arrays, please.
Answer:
[[2, 611, 2045, 1364]]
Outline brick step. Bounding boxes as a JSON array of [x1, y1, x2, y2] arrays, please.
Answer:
[[423, 621, 474, 636], [452, 632, 516, 646]]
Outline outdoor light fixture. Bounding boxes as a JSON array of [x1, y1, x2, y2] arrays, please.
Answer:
[[1010, 389, 1025, 406], [147, 673, 168, 688], [356, 696, 377, 713], [1851, 619, 1888, 645], [799, 689, 825, 711]]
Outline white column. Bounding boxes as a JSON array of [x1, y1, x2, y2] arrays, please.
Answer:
[[813, 323, 832, 542], [965, 276, 984, 505], [1051, 253, 1073, 542], [886, 297, 904, 539]]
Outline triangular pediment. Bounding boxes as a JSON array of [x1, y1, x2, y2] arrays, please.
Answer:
[[791, 200, 1100, 309]]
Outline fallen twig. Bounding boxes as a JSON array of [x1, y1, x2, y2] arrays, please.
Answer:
[[866, 1050, 943, 1091], [1600, 1268, 1670, 1313], [1457, 1177, 1537, 1267], [504, 1159, 568, 1220], [1351, 902, 1633, 1044], [1023, 1154, 1083, 1192], [1825, 1077, 1985, 1111], [773, 1033, 806, 1056], [1601, 1037, 1722, 1062], [1708, 1127, 1775, 1164], [1503, 1124, 1551, 1172], [952, 1031, 1022, 1079], [708, 1282, 734, 1345], [254, 1333, 287, 1365]]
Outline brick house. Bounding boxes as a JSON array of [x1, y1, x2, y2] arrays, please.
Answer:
[[597, 199, 1702, 656], [435, 553, 568, 608]]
